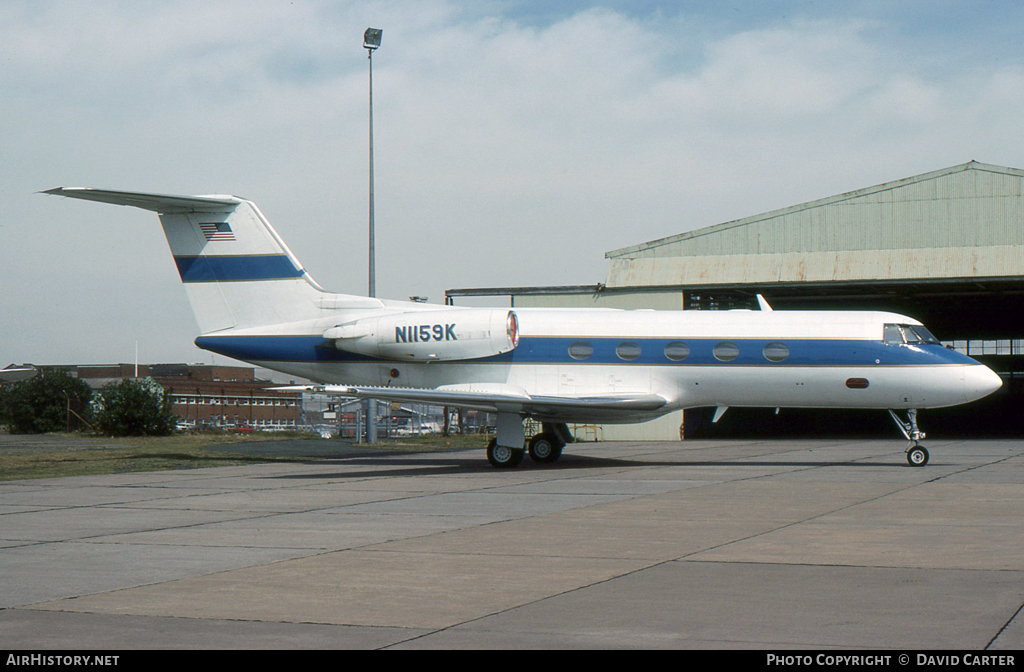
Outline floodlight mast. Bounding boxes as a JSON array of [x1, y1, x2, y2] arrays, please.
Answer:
[[363, 28, 382, 444], [364, 28, 381, 298]]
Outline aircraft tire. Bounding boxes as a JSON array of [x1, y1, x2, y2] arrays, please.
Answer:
[[487, 439, 525, 468], [528, 433, 563, 463], [907, 446, 929, 467]]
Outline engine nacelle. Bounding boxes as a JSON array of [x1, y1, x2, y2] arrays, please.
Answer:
[[325, 309, 520, 361]]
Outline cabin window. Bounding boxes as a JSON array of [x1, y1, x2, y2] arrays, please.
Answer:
[[568, 341, 593, 360], [763, 342, 789, 362], [616, 342, 641, 361], [846, 378, 870, 389], [713, 342, 739, 362], [664, 341, 690, 361]]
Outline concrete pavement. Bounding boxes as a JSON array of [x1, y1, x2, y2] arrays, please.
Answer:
[[2, 438, 1023, 649]]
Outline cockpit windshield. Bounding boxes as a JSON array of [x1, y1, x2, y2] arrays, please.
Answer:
[[883, 323, 940, 345]]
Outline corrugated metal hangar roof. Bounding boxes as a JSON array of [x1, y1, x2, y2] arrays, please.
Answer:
[[605, 161, 1024, 289]]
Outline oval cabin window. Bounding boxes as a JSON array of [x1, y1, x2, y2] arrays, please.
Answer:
[[846, 378, 870, 389], [664, 341, 690, 361], [616, 342, 641, 361], [763, 342, 790, 362], [568, 341, 594, 360], [713, 342, 740, 362]]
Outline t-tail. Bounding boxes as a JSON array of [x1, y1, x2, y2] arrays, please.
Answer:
[[43, 188, 383, 334]]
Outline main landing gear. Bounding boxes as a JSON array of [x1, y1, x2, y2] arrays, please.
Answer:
[[528, 430, 565, 464], [888, 409, 929, 467], [486, 417, 569, 469], [486, 439, 525, 468]]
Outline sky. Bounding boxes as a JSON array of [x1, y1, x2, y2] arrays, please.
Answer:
[[3, 0, 1024, 367]]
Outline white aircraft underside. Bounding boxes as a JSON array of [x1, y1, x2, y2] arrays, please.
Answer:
[[45, 187, 1002, 468], [0, 365, 37, 384]]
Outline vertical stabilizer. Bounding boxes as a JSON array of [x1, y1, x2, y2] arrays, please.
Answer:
[[158, 199, 324, 332], [44, 188, 379, 334]]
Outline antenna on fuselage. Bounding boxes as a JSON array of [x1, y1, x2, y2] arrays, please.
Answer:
[[756, 294, 773, 312]]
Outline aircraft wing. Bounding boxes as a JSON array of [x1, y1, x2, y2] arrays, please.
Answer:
[[282, 383, 669, 422]]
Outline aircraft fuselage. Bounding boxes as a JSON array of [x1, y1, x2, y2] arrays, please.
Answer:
[[195, 306, 999, 424]]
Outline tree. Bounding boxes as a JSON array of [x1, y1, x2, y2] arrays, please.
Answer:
[[0, 368, 93, 434], [93, 378, 176, 437]]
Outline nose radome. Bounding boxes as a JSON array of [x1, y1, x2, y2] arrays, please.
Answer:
[[964, 365, 1002, 403]]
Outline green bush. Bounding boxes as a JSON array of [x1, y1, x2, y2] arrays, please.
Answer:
[[0, 368, 93, 434], [93, 378, 177, 437]]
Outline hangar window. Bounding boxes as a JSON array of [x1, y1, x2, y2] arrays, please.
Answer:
[[664, 341, 690, 361], [713, 342, 739, 362], [763, 342, 790, 362], [568, 341, 593, 360], [616, 342, 642, 361]]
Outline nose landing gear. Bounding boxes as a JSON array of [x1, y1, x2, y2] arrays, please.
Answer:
[[888, 409, 929, 466], [907, 444, 930, 466]]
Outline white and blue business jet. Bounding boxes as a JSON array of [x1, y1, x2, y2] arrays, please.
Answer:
[[46, 187, 1002, 468]]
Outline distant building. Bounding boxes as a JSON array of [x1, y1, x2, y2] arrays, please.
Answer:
[[447, 161, 1024, 439], [69, 364, 303, 431]]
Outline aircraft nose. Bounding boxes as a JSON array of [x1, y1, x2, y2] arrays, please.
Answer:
[[964, 364, 1002, 402]]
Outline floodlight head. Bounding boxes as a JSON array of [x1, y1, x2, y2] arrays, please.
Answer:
[[364, 28, 382, 50]]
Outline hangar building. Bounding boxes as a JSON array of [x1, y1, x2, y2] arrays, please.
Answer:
[[448, 161, 1024, 440]]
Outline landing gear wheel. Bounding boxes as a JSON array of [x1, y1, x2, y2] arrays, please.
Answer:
[[487, 439, 524, 468], [528, 433, 563, 464], [907, 446, 929, 467]]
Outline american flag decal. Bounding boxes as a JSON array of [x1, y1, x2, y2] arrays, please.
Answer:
[[199, 222, 236, 241]]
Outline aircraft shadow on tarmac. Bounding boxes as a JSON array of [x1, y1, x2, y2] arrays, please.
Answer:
[[266, 452, 901, 480]]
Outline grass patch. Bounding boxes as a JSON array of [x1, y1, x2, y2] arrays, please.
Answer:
[[356, 433, 490, 452], [0, 431, 492, 481]]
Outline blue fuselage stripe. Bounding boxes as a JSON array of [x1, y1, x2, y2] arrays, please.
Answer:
[[195, 335, 978, 367], [175, 255, 303, 283]]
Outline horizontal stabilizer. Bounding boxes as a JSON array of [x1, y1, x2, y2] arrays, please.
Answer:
[[42, 188, 240, 214], [43, 186, 343, 332]]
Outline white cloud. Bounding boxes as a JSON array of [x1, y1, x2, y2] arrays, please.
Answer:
[[2, 1, 1024, 364]]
